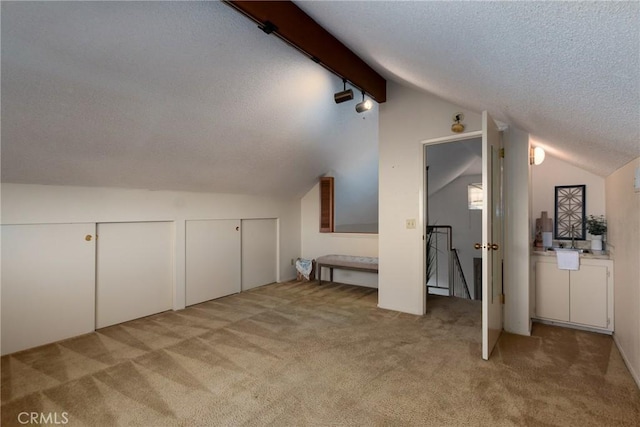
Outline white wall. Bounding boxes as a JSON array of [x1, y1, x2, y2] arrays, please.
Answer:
[[333, 110, 379, 233], [428, 174, 482, 299], [503, 127, 532, 336], [378, 82, 482, 314], [606, 157, 640, 387], [531, 153, 606, 241], [379, 82, 531, 334], [1, 183, 301, 309], [331, 103, 379, 233], [301, 182, 378, 287]]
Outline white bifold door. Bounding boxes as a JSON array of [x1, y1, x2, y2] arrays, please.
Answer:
[[96, 222, 173, 329], [1, 223, 97, 355]]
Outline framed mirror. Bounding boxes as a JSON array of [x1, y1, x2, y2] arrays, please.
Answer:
[[554, 185, 586, 240]]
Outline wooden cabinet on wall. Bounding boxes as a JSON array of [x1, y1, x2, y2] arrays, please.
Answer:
[[533, 255, 613, 333], [319, 177, 334, 233]]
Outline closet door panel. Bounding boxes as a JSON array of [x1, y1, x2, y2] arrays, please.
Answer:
[[242, 219, 277, 291], [186, 220, 241, 306], [96, 222, 173, 328], [1, 223, 96, 355]]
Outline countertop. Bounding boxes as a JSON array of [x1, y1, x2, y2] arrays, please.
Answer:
[[532, 248, 610, 260]]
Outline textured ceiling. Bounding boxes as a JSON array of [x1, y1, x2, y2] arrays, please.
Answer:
[[1, 1, 376, 197], [298, 1, 639, 176], [2, 2, 639, 199], [426, 138, 482, 197]]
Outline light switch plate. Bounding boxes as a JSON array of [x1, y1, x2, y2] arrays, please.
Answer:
[[635, 166, 640, 193]]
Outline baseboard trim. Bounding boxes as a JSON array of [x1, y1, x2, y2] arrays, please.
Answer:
[[613, 334, 640, 390], [377, 303, 423, 316], [531, 318, 612, 335]]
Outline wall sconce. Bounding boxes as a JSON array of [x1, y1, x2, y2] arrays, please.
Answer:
[[451, 113, 465, 133], [530, 146, 546, 165], [355, 91, 372, 113], [334, 78, 353, 104]]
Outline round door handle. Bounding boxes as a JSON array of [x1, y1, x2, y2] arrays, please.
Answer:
[[490, 243, 499, 250], [474, 243, 482, 250], [235, 226, 240, 231], [85, 235, 92, 241]]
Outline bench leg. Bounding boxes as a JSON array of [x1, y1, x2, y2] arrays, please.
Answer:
[[330, 268, 333, 283]]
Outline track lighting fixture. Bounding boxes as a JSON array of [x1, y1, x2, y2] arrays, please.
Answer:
[[355, 91, 372, 113], [334, 79, 354, 104]]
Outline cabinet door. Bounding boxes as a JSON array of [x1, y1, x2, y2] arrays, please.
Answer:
[[241, 219, 277, 291], [186, 220, 241, 306], [1, 223, 96, 355], [96, 222, 173, 328], [570, 265, 608, 328], [535, 261, 570, 322]]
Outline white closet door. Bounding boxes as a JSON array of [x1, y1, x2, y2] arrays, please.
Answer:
[[96, 222, 173, 329], [1, 223, 96, 355], [186, 220, 241, 306], [241, 219, 277, 291]]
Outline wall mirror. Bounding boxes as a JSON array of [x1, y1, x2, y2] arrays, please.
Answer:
[[319, 172, 378, 234]]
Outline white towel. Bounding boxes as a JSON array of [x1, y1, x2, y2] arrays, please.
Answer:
[[556, 250, 580, 270]]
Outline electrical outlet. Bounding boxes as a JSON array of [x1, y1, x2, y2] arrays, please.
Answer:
[[406, 219, 416, 229]]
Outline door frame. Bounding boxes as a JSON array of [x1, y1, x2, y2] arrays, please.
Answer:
[[420, 128, 504, 359]]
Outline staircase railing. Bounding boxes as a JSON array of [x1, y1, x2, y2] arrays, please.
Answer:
[[426, 225, 471, 299], [451, 249, 471, 299]]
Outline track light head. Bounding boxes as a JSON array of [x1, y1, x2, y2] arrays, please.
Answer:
[[334, 89, 354, 104], [334, 78, 354, 104], [355, 91, 373, 113]]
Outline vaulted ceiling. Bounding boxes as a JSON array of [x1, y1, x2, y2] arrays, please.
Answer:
[[297, 1, 639, 176], [2, 1, 638, 197]]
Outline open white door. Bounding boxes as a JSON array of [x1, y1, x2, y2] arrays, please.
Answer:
[[481, 110, 503, 360]]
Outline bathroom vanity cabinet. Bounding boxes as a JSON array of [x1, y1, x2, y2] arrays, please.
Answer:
[[532, 254, 614, 334]]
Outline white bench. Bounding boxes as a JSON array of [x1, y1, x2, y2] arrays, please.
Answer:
[[316, 254, 378, 285]]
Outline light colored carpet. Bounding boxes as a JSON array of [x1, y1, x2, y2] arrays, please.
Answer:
[[2, 280, 638, 426]]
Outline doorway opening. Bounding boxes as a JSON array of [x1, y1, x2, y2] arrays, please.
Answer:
[[421, 110, 504, 361], [424, 135, 482, 300]]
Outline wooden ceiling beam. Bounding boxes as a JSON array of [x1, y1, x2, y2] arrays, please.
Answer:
[[224, 0, 386, 103]]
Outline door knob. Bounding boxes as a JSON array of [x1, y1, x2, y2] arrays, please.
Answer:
[[490, 243, 499, 250], [85, 235, 92, 241], [235, 226, 240, 231], [474, 243, 483, 250]]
